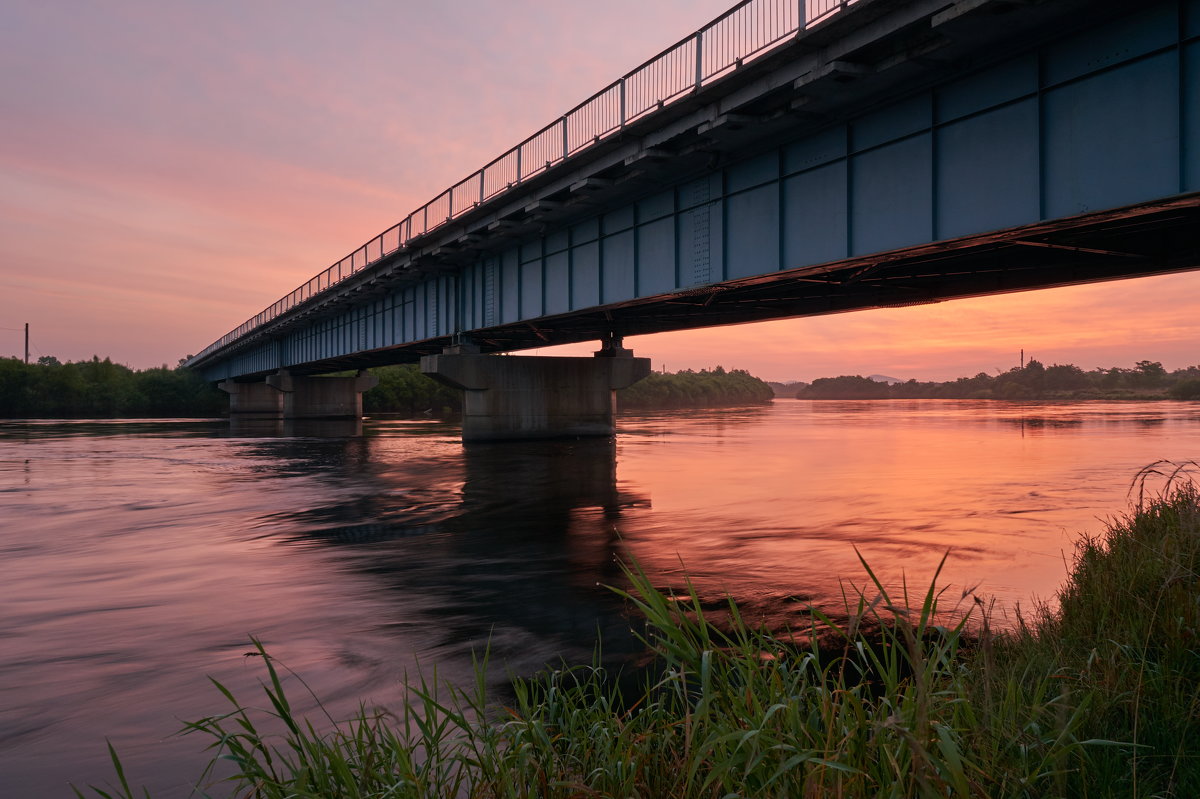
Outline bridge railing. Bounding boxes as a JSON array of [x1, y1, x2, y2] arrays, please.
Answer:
[[191, 0, 854, 365]]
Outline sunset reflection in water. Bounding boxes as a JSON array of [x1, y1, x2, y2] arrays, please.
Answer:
[[1, 400, 1198, 795]]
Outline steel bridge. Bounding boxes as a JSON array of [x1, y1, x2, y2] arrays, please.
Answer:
[[187, 0, 1200, 434]]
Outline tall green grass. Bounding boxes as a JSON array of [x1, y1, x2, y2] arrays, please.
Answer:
[[82, 467, 1200, 798]]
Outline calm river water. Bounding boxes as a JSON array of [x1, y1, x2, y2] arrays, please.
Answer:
[[2, 399, 1199, 796]]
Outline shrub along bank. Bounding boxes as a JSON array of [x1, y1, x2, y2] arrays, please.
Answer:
[[84, 466, 1200, 798]]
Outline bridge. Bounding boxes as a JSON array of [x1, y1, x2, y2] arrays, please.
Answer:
[[188, 0, 1200, 439]]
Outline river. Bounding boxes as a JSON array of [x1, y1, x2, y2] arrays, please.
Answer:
[[2, 399, 1198, 796]]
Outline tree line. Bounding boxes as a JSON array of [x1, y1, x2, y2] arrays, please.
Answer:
[[0, 356, 225, 418], [617, 366, 775, 409], [798, 359, 1200, 401], [0, 358, 775, 418]]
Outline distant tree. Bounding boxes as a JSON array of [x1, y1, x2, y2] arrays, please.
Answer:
[[1169, 379, 1200, 400], [1130, 360, 1168, 388], [618, 367, 773, 409], [1044, 363, 1089, 392], [36, 355, 61, 367], [799, 375, 890, 399]]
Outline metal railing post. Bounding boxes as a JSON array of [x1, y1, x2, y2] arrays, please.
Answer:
[[619, 78, 626, 127], [695, 32, 704, 88], [562, 116, 568, 160]]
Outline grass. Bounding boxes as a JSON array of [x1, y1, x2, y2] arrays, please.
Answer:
[[81, 465, 1200, 798]]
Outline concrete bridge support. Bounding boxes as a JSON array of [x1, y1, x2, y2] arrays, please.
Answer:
[[218, 379, 283, 417], [421, 345, 650, 442], [267, 370, 380, 419]]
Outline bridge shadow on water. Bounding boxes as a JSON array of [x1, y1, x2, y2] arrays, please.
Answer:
[[227, 421, 652, 673]]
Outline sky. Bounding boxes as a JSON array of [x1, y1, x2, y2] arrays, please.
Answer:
[[2, 0, 1197, 383]]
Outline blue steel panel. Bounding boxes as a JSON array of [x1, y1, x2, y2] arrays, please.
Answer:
[[1187, 42, 1200, 191], [1045, 52, 1180, 217], [726, 184, 780, 279], [603, 206, 635, 235], [500, 249, 520, 324], [520, 258, 543, 318], [782, 161, 848, 268], [784, 126, 846, 175], [401, 288, 414, 342], [1044, 4, 1178, 86], [1189, 0, 1200, 37], [474, 264, 487, 330], [678, 174, 722, 211], [678, 202, 713, 287], [936, 99, 1039, 238], [546, 230, 569, 255], [602, 230, 635, 303], [571, 240, 600, 309], [427, 282, 440, 338], [936, 55, 1038, 124], [852, 94, 932, 152], [850, 134, 933, 255], [571, 217, 599, 243], [638, 189, 674, 222], [637, 217, 676, 296], [440, 277, 456, 335], [481, 258, 498, 328], [463, 264, 479, 330], [520, 241, 541, 264], [545, 251, 570, 315], [727, 152, 778, 193], [414, 282, 427, 338], [389, 296, 403, 344], [711, 198, 726, 281]]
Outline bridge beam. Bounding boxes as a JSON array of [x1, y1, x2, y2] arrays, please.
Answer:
[[421, 348, 651, 442], [265, 369, 380, 419]]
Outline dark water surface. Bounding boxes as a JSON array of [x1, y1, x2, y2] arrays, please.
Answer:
[[2, 400, 1198, 796]]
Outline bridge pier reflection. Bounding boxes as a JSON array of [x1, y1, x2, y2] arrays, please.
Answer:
[[227, 428, 650, 670]]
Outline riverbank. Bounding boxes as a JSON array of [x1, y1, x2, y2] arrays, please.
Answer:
[[797, 359, 1200, 402], [0, 358, 772, 417], [87, 466, 1200, 798]]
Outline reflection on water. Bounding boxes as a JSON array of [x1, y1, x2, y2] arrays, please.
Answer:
[[1, 400, 1199, 796]]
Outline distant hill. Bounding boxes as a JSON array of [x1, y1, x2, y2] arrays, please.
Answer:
[[868, 374, 903, 385]]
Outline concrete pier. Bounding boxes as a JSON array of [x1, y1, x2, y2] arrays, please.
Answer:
[[421, 348, 650, 442], [218, 379, 283, 417], [267, 369, 379, 419]]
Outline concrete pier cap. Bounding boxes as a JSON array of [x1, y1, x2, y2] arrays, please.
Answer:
[[421, 337, 650, 442]]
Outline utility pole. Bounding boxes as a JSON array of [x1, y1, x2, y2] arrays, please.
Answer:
[[1020, 348, 1024, 369], [24, 323, 29, 364]]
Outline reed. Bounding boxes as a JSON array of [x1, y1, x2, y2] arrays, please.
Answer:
[[80, 467, 1200, 798]]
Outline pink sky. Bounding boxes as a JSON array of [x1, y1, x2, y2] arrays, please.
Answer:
[[2, 0, 1197, 383]]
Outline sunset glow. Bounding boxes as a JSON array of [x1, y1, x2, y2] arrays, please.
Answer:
[[3, 0, 1197, 380]]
